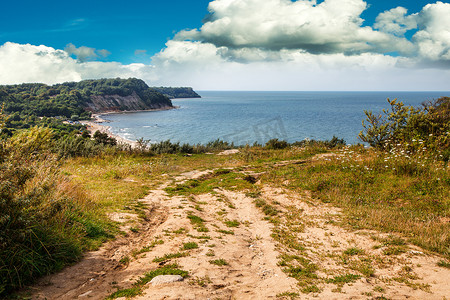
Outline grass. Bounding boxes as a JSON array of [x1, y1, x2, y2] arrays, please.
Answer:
[[187, 214, 209, 232], [165, 171, 256, 196], [187, 234, 211, 240], [0, 149, 117, 296], [209, 259, 229, 266], [181, 242, 199, 250], [152, 252, 190, 263], [224, 219, 240, 227], [217, 229, 235, 235], [254, 199, 279, 216], [437, 260, 450, 268], [343, 247, 364, 256], [276, 292, 300, 299], [189, 275, 212, 287], [106, 264, 188, 299], [383, 246, 407, 256]]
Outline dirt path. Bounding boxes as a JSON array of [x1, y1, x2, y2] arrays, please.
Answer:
[[28, 169, 450, 299]]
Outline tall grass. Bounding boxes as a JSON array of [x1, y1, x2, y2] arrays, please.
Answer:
[[0, 129, 114, 296]]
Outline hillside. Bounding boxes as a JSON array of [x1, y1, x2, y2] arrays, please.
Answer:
[[0, 78, 199, 130], [152, 87, 201, 99]]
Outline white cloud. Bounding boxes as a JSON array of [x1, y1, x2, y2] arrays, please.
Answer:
[[374, 7, 417, 35], [176, 0, 414, 56], [0, 42, 82, 84], [413, 1, 450, 62], [0, 42, 152, 85]]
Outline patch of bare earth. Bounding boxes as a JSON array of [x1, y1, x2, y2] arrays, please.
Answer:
[[27, 169, 449, 300]]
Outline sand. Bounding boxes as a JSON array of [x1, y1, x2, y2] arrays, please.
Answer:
[[81, 114, 137, 148]]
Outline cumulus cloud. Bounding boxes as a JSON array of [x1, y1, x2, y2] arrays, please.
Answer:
[[176, 0, 414, 56], [413, 1, 450, 62], [374, 1, 450, 64], [374, 7, 417, 35], [0, 42, 81, 84], [0, 42, 152, 85], [172, 0, 450, 66], [64, 43, 111, 62]]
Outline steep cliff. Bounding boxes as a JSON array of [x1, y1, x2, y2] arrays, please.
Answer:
[[68, 78, 174, 113], [84, 91, 170, 113]]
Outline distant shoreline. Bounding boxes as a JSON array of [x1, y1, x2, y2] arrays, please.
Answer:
[[81, 106, 178, 147], [97, 105, 178, 117]]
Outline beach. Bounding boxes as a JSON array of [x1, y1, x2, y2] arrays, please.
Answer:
[[81, 106, 178, 148], [81, 114, 137, 148]]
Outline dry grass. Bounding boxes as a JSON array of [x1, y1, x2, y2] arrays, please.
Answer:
[[260, 146, 450, 257]]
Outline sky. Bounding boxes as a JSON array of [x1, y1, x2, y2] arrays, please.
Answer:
[[0, 0, 449, 91]]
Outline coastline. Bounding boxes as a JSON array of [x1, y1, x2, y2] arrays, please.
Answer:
[[81, 117, 137, 148], [97, 105, 178, 117], [81, 105, 178, 148]]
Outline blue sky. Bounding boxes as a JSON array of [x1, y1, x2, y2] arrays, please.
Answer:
[[0, 0, 211, 63], [1, 0, 449, 90]]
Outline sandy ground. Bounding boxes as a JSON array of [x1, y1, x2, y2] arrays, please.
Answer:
[[81, 115, 137, 148], [26, 163, 450, 300]]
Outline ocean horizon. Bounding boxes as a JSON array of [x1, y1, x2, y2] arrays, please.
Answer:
[[103, 91, 449, 146]]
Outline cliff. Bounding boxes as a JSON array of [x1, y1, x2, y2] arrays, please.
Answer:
[[85, 91, 171, 113], [64, 78, 174, 113]]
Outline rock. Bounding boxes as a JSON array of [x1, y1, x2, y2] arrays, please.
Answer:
[[217, 149, 240, 156], [149, 275, 184, 286], [78, 290, 92, 298]]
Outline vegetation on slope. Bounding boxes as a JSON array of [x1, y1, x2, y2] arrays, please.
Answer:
[[0, 78, 176, 131], [152, 87, 201, 99]]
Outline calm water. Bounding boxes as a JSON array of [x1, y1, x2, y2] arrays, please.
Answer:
[[104, 91, 448, 145]]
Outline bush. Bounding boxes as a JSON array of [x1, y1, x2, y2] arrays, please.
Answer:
[[93, 130, 117, 146], [265, 138, 289, 149], [359, 97, 449, 157], [149, 140, 180, 154], [291, 136, 346, 149], [53, 134, 109, 158]]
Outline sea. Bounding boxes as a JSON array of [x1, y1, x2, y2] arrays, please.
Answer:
[[103, 91, 448, 146]]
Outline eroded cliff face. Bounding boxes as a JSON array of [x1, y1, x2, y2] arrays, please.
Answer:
[[85, 91, 171, 113]]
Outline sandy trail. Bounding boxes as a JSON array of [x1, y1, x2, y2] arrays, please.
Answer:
[[28, 167, 450, 299]]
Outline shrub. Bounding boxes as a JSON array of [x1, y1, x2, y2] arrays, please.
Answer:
[[93, 130, 117, 146], [265, 138, 289, 149], [359, 97, 449, 156]]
